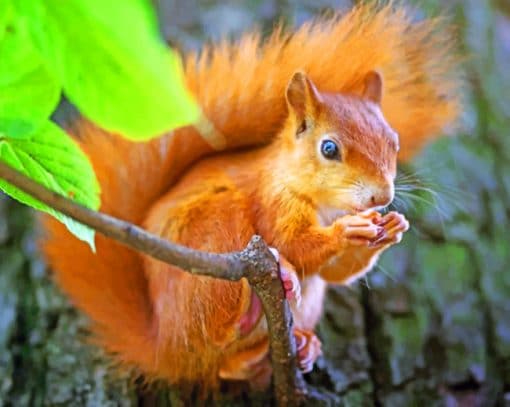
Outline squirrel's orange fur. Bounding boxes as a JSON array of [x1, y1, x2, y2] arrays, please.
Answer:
[[186, 2, 460, 160], [41, 3, 461, 390]]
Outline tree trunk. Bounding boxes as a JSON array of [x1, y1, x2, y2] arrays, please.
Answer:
[[1, 0, 509, 405]]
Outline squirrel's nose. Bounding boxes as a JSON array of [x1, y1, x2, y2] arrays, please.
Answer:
[[369, 186, 394, 208]]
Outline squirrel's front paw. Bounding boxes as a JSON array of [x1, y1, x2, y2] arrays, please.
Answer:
[[335, 212, 384, 246], [269, 248, 301, 306], [370, 211, 409, 247]]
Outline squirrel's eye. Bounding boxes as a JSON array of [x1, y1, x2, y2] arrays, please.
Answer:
[[320, 139, 340, 160]]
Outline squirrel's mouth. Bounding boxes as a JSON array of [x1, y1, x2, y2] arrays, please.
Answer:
[[358, 204, 391, 213]]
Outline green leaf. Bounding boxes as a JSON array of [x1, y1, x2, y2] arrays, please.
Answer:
[[0, 4, 61, 125], [0, 121, 100, 249], [0, 1, 10, 43], [0, 117, 38, 139], [17, 0, 199, 140]]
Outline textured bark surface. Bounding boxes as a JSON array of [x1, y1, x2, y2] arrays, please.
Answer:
[[1, 0, 509, 405]]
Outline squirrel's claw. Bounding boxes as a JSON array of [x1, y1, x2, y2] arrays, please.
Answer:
[[370, 211, 409, 246], [294, 328, 322, 373], [336, 214, 383, 246], [336, 211, 409, 248], [269, 247, 302, 307]]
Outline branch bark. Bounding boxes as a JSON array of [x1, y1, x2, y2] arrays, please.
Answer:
[[0, 161, 307, 406]]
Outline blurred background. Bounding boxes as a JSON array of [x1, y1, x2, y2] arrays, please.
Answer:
[[0, 0, 509, 405]]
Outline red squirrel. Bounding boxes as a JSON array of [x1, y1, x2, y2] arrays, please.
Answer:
[[41, 3, 461, 392]]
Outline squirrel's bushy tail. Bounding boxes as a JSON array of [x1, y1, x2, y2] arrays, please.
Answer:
[[41, 2, 462, 379], [186, 1, 462, 161], [41, 124, 213, 377]]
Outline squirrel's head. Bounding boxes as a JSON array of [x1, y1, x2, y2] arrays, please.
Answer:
[[281, 71, 399, 218]]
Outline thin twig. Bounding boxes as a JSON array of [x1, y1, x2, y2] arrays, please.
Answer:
[[0, 160, 306, 406]]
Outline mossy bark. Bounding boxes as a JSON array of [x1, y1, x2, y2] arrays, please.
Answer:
[[1, 0, 509, 405]]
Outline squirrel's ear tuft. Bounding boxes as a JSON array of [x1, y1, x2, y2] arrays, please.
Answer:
[[286, 71, 322, 124], [363, 70, 383, 105]]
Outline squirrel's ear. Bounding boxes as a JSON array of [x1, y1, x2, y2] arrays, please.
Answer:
[[286, 71, 322, 124], [362, 71, 383, 105]]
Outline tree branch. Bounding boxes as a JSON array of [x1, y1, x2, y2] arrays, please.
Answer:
[[0, 161, 307, 406]]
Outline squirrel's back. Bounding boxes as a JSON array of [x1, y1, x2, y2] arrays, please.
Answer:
[[41, 2, 463, 383]]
